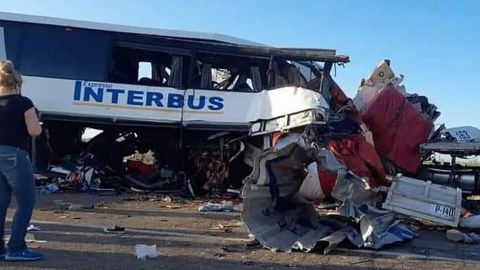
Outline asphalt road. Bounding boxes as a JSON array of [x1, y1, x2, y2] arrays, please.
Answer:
[[2, 192, 479, 270]]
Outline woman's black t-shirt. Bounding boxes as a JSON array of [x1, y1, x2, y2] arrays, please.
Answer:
[[0, 94, 35, 152]]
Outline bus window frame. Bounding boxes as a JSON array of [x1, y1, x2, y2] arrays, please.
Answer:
[[108, 40, 193, 89]]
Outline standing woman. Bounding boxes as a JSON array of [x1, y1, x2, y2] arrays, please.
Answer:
[[0, 60, 43, 261]]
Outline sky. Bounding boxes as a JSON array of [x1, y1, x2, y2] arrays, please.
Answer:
[[1, 0, 479, 128]]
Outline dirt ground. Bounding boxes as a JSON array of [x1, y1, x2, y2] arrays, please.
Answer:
[[2, 192, 480, 270]]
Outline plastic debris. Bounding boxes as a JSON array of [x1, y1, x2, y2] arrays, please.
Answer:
[[198, 201, 233, 212], [27, 224, 43, 232], [134, 244, 161, 260], [49, 166, 72, 175], [39, 183, 60, 194]]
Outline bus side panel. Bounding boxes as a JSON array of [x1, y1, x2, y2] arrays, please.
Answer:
[[182, 87, 328, 123], [22, 76, 185, 124]]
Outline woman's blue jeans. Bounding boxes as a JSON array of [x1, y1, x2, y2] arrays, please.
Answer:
[[0, 145, 36, 253]]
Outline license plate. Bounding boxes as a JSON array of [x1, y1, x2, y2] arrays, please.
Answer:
[[434, 204, 456, 218]]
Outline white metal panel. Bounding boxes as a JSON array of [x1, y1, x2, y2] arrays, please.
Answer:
[[382, 176, 462, 227], [21, 76, 329, 126], [182, 87, 328, 123]]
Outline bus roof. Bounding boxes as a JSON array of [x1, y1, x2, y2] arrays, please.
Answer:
[[0, 11, 262, 46], [0, 12, 349, 63]]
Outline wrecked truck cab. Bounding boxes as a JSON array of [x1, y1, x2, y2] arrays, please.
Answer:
[[0, 12, 348, 194]]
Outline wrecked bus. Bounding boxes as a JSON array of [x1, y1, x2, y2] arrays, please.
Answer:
[[0, 12, 348, 193]]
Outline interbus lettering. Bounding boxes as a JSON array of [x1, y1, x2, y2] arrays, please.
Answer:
[[167, 94, 184, 108], [83, 86, 104, 102], [187, 95, 205, 109], [73, 80, 224, 111], [127, 90, 143, 106], [145, 92, 163, 107], [106, 89, 125, 104], [208, 97, 224, 110]]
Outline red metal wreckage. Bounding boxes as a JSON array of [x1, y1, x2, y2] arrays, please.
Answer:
[[241, 60, 480, 253]]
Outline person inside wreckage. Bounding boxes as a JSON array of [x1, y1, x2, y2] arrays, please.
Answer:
[[0, 60, 44, 261]]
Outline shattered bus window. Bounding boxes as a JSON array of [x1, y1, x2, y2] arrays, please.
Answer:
[[193, 53, 268, 92], [109, 43, 189, 88]]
